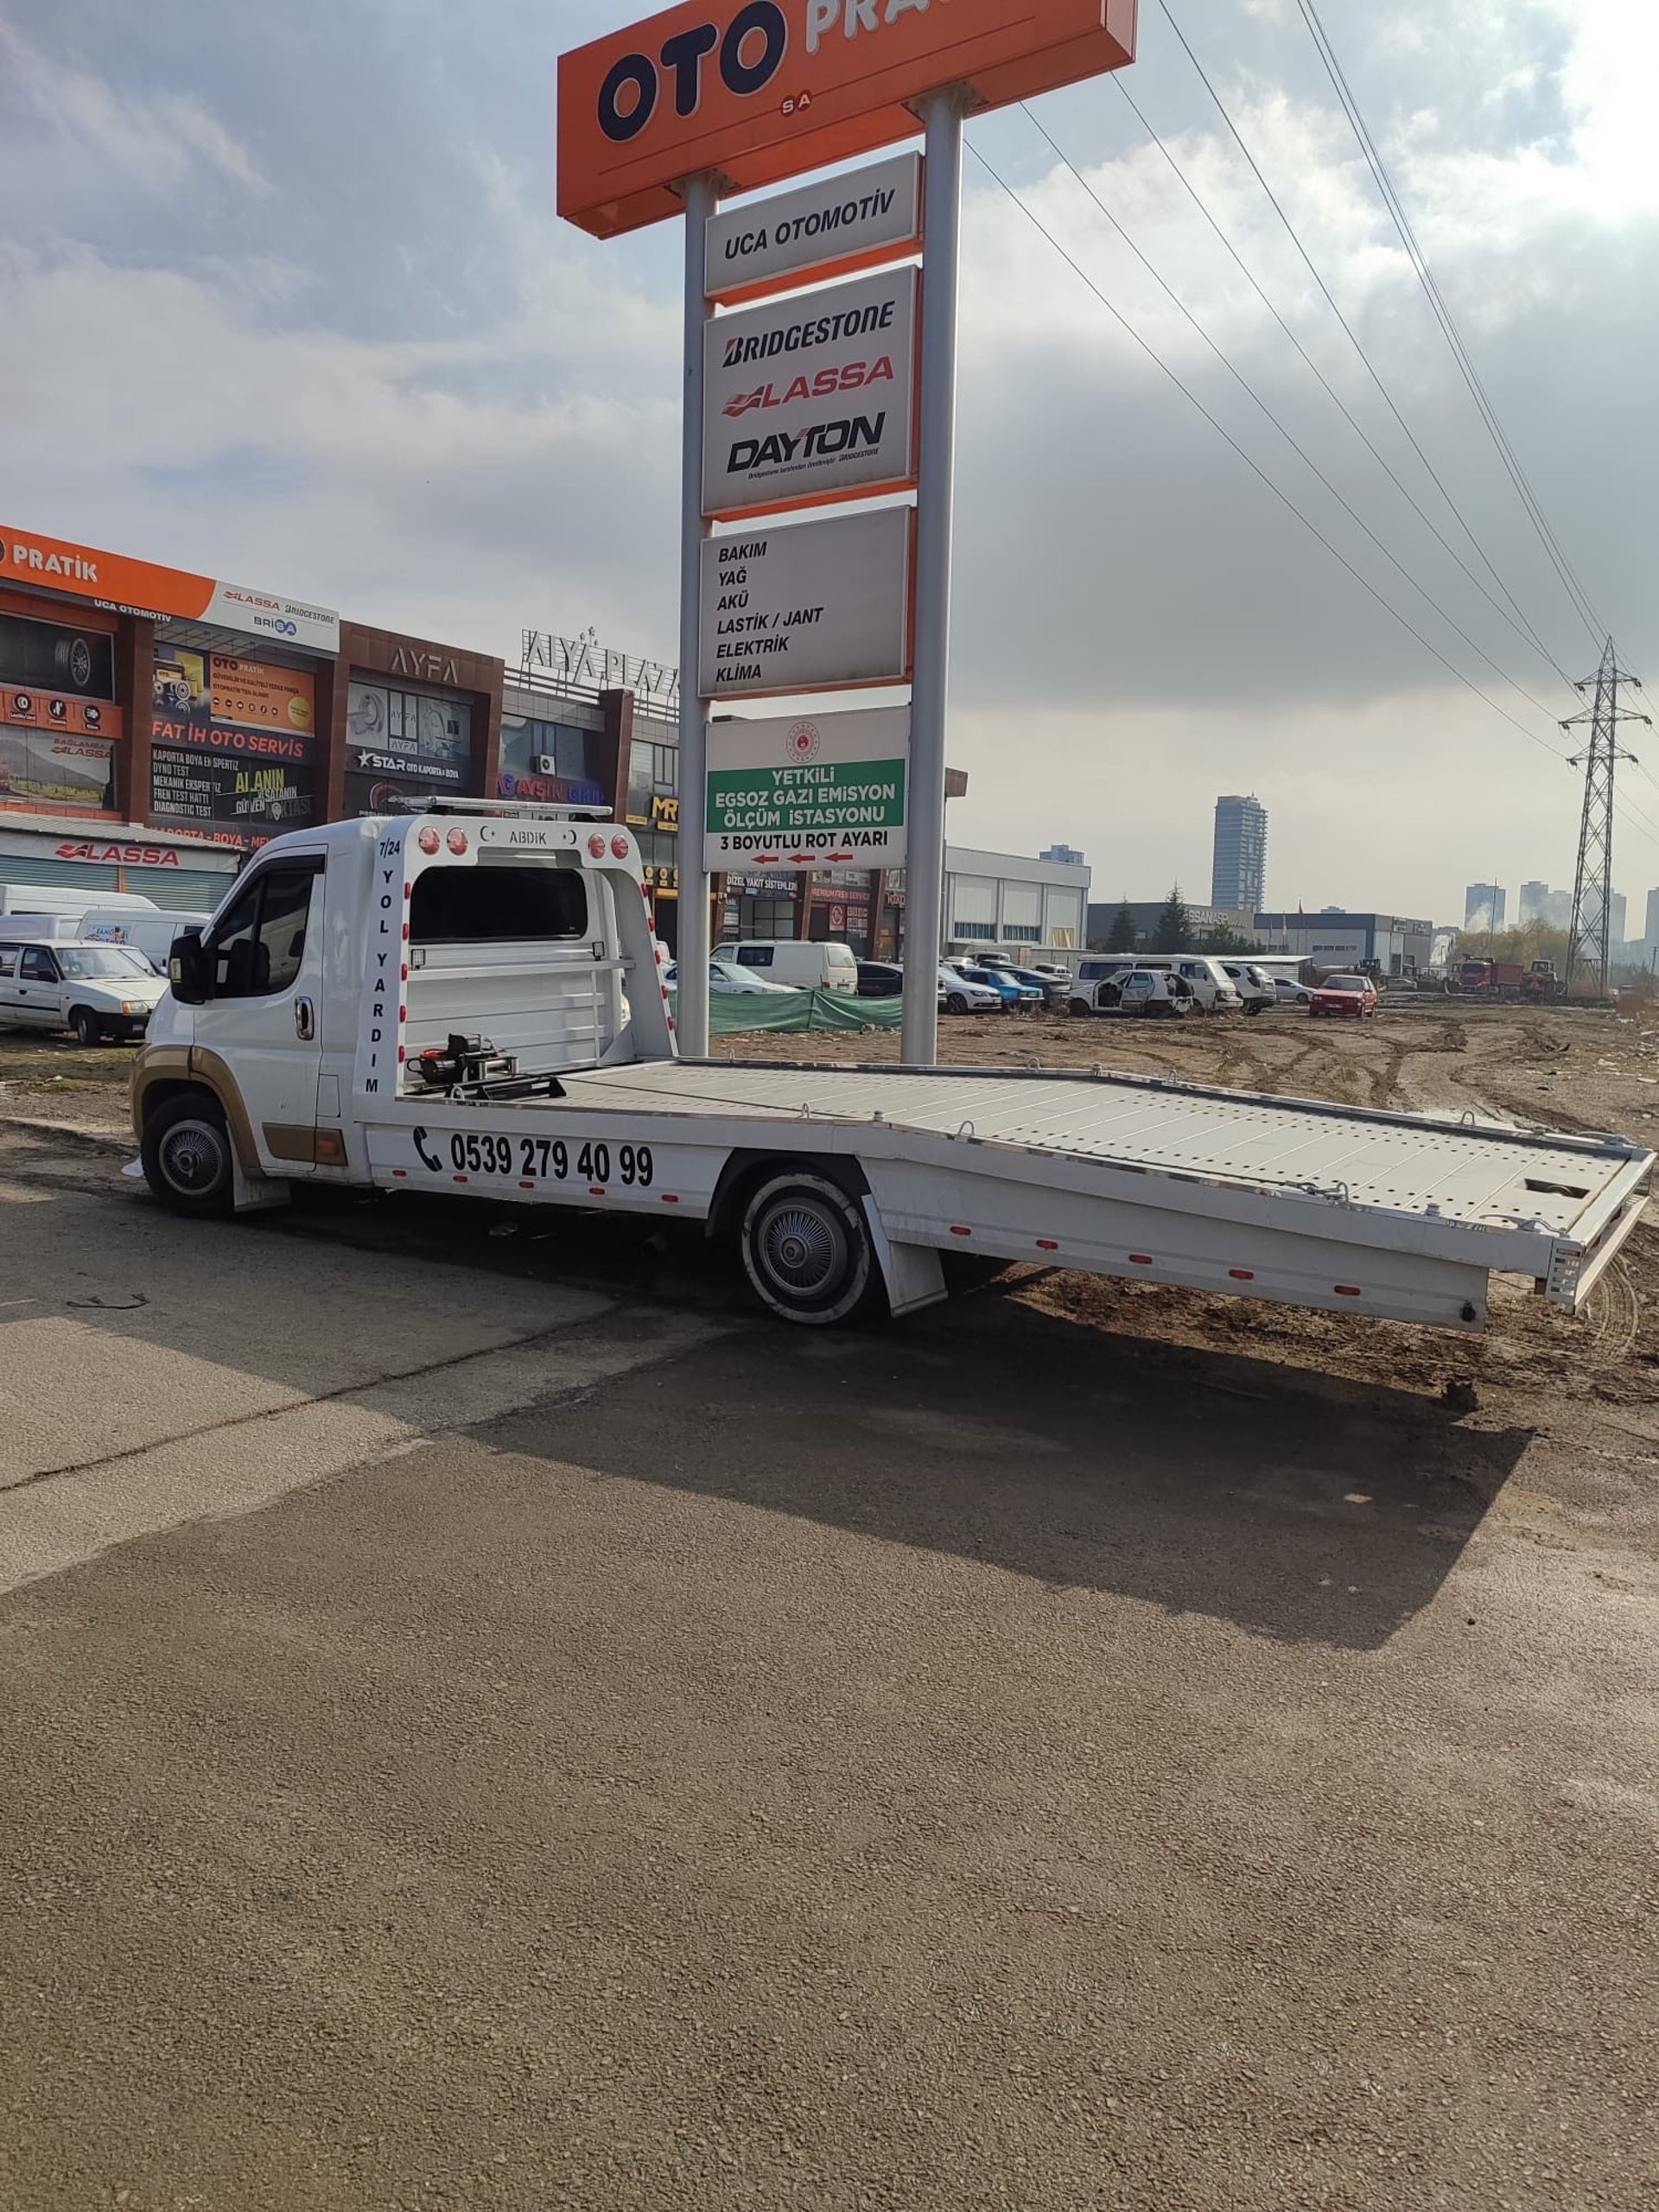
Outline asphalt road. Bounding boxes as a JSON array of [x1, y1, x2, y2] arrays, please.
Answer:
[[3, 1154, 1656, 2210]]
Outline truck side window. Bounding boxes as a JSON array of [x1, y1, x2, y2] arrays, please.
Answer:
[[736, 947, 772, 968], [0, 948, 16, 978], [207, 867, 315, 998], [21, 948, 59, 982]]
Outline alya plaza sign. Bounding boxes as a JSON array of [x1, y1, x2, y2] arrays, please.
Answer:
[[559, 0, 1138, 237]]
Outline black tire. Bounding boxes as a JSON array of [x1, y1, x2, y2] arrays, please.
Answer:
[[1246, 1001, 1266, 1016], [947, 992, 969, 1015], [70, 1007, 104, 1048], [740, 1172, 884, 1326], [1067, 997, 1091, 1019], [142, 1090, 236, 1217]]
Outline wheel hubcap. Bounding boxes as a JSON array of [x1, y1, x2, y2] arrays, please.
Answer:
[[757, 1201, 843, 1300], [160, 1120, 225, 1194]]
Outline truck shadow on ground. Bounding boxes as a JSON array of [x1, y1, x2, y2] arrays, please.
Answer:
[[474, 1286, 1532, 1656]]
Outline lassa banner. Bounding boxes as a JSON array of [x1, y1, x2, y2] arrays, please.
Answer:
[[559, 0, 1138, 238]]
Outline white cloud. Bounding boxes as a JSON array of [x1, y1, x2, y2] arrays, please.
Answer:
[[0, 18, 267, 194]]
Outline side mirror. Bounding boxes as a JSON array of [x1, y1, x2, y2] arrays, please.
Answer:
[[168, 928, 211, 1005]]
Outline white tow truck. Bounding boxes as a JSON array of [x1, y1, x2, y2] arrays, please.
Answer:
[[132, 803, 1652, 1330]]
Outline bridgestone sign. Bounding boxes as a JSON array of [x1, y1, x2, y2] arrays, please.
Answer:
[[698, 505, 912, 700], [705, 152, 921, 304], [702, 264, 919, 520], [703, 704, 910, 870]]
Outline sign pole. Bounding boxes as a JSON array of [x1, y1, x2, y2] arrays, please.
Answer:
[[677, 170, 718, 1058], [901, 88, 968, 1067]]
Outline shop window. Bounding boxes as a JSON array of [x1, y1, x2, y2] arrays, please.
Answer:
[[410, 864, 587, 944], [954, 920, 997, 941]]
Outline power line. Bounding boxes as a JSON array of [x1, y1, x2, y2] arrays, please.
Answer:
[[1291, 0, 1611, 648], [1107, 71, 1583, 703], [963, 137, 1659, 855], [1151, 0, 1566, 675], [1018, 100, 1571, 733]]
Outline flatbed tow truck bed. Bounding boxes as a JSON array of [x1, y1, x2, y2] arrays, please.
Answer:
[[366, 1057, 1651, 1331]]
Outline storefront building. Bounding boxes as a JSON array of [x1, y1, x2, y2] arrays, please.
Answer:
[[331, 624, 504, 820], [1, 520, 340, 906]]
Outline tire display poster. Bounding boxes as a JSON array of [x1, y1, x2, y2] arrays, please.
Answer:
[[702, 264, 918, 520], [704, 706, 909, 871]]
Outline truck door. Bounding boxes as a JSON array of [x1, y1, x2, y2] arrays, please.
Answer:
[[191, 855, 327, 1173]]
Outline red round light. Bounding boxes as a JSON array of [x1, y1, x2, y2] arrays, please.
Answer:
[[588, 834, 607, 858], [446, 828, 468, 855], [611, 835, 631, 860], [416, 826, 440, 855]]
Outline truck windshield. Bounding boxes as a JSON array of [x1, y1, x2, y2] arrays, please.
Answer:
[[410, 865, 588, 943], [58, 947, 156, 979]]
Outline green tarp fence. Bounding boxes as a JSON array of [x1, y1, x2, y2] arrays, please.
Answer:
[[670, 989, 905, 1035]]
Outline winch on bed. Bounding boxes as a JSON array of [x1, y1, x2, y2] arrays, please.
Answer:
[[409, 1034, 518, 1090]]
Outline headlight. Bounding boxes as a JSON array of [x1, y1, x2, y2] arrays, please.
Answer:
[[120, 1001, 148, 1017]]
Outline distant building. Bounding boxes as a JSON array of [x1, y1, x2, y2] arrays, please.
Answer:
[[1255, 911, 1433, 978], [1519, 880, 1550, 924], [1211, 795, 1268, 912], [1647, 887, 1659, 946], [1085, 899, 1255, 950], [1611, 891, 1628, 947], [1464, 881, 1506, 931], [1039, 842, 1085, 868]]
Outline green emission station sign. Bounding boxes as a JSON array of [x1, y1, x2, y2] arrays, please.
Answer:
[[703, 706, 909, 871]]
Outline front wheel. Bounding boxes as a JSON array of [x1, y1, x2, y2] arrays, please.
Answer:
[[947, 992, 969, 1015], [70, 1007, 104, 1048], [142, 1090, 236, 1217], [741, 1172, 883, 1326]]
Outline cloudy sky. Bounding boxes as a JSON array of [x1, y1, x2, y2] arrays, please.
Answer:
[[3, 0, 1656, 926]]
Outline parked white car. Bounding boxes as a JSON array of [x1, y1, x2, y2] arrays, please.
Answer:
[[0, 938, 169, 1044], [1274, 976, 1316, 1007], [1218, 961, 1277, 1015], [1068, 954, 1240, 1015], [668, 958, 798, 996], [938, 965, 1002, 1014]]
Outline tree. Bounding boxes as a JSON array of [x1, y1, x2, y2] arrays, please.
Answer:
[[1105, 899, 1138, 953], [1153, 885, 1191, 953], [1196, 923, 1265, 956]]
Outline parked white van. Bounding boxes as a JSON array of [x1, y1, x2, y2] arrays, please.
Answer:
[[4, 906, 212, 973], [712, 940, 859, 991], [1068, 955, 1242, 1016]]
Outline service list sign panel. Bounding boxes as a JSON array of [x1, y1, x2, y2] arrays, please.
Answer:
[[699, 505, 912, 700], [704, 706, 909, 872], [702, 265, 918, 520]]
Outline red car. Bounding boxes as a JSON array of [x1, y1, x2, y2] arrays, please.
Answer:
[[1309, 973, 1379, 1019]]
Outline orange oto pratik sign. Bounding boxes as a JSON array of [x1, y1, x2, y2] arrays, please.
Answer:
[[0, 523, 340, 654], [559, 0, 1139, 238]]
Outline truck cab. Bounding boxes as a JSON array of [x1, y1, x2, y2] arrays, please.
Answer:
[[135, 804, 671, 1204]]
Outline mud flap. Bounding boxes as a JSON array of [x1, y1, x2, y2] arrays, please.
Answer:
[[861, 1196, 946, 1318], [232, 1155, 292, 1213]]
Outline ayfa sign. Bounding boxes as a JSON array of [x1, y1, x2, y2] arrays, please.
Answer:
[[704, 704, 909, 869], [559, 0, 1139, 238]]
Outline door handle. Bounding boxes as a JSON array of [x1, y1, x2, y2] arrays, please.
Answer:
[[295, 996, 316, 1041]]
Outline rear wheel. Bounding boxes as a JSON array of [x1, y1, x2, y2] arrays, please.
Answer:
[[142, 1090, 236, 1217], [741, 1172, 883, 1326], [70, 1007, 104, 1048]]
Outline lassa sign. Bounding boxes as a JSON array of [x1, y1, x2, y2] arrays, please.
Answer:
[[559, 0, 1138, 238]]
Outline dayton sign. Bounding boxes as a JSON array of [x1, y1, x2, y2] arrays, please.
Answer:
[[559, 0, 1139, 238]]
